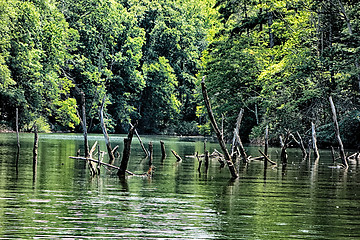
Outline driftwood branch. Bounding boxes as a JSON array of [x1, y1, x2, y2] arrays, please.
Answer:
[[201, 77, 238, 178]]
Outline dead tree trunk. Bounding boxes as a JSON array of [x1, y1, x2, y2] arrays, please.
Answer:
[[204, 150, 209, 173], [148, 142, 153, 167], [329, 96, 348, 168], [160, 140, 166, 160], [311, 122, 320, 161], [280, 131, 290, 164], [231, 109, 244, 157], [234, 129, 248, 164], [196, 152, 202, 173], [130, 122, 149, 158], [259, 149, 277, 166], [33, 125, 38, 164], [171, 149, 182, 162], [100, 95, 116, 165], [264, 125, 269, 168], [16, 108, 20, 150], [201, 77, 238, 179], [80, 92, 89, 158], [118, 124, 136, 177]]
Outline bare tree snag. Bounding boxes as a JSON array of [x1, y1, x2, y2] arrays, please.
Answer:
[[87, 141, 98, 176], [130, 122, 149, 157], [100, 95, 115, 164], [311, 122, 320, 161], [148, 141, 153, 167], [204, 150, 209, 173], [16, 108, 20, 150], [80, 92, 89, 158], [171, 149, 182, 162], [264, 125, 269, 168], [329, 96, 348, 168], [196, 152, 202, 173], [234, 129, 248, 164], [118, 123, 137, 177], [279, 131, 290, 164], [33, 125, 38, 164], [297, 132, 307, 158], [331, 146, 337, 164], [231, 109, 244, 156], [201, 77, 238, 178], [160, 141, 166, 160]]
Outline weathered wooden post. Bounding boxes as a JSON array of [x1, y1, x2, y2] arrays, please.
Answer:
[[201, 76, 238, 179], [329, 96, 348, 168]]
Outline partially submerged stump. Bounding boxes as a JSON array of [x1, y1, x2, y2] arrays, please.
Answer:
[[118, 123, 137, 177]]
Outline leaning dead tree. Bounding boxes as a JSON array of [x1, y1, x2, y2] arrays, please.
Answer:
[[79, 91, 90, 158], [329, 96, 348, 168], [201, 76, 238, 179], [230, 109, 248, 164], [311, 122, 320, 161], [118, 123, 137, 177], [100, 95, 116, 165], [130, 122, 149, 158]]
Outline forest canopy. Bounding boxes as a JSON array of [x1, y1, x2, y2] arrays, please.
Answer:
[[0, 0, 359, 148]]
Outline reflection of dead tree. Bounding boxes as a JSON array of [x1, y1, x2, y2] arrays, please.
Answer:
[[201, 77, 238, 179]]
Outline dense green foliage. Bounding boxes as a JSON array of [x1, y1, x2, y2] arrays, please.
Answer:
[[0, 0, 359, 148], [201, 0, 360, 147], [0, 0, 215, 134]]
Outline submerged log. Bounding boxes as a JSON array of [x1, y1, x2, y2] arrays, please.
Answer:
[[100, 95, 116, 165], [171, 149, 182, 162], [329, 96, 348, 168], [118, 124, 137, 177], [201, 77, 238, 178]]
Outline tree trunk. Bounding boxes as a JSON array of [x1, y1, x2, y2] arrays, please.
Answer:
[[234, 129, 248, 164], [160, 140, 166, 160], [201, 77, 238, 179], [16, 108, 20, 150], [130, 122, 149, 157], [231, 109, 244, 156], [311, 122, 320, 161], [118, 124, 136, 177], [264, 125, 269, 168], [204, 150, 209, 173], [100, 95, 115, 164], [171, 149, 182, 162], [148, 142, 153, 167], [80, 92, 89, 158], [329, 96, 347, 168]]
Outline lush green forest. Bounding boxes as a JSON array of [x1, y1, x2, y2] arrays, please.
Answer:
[[0, 0, 359, 148]]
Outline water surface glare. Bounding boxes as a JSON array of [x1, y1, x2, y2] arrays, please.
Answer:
[[0, 133, 359, 239]]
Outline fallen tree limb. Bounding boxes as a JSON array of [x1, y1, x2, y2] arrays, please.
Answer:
[[171, 149, 182, 162], [69, 156, 141, 176], [259, 149, 277, 166]]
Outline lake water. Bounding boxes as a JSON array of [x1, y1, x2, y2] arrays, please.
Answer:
[[0, 133, 359, 239]]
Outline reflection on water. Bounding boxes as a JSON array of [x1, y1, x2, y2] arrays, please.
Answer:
[[0, 133, 360, 239]]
